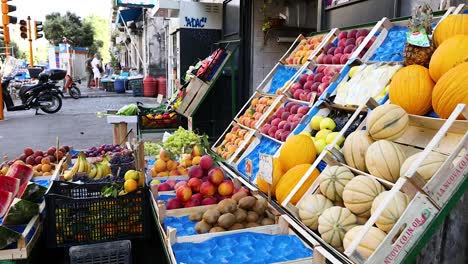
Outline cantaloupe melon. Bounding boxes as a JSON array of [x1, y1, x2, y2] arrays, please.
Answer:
[[343, 175, 385, 218]]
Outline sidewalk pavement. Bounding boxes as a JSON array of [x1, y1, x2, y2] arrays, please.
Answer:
[[63, 87, 134, 99]]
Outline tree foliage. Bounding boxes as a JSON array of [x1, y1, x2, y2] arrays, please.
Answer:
[[43, 12, 94, 48], [84, 14, 111, 62]]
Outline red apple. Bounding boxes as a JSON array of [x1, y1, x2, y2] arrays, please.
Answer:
[[33, 151, 43, 158], [290, 104, 300, 114], [356, 36, 366, 47], [293, 113, 304, 122], [306, 92, 313, 101], [298, 74, 309, 85], [291, 121, 299, 130], [281, 112, 290, 121], [318, 83, 329, 94], [327, 47, 336, 55], [316, 65, 326, 73], [356, 29, 369, 38], [314, 73, 324, 82], [323, 43, 334, 53], [340, 54, 351, 64], [311, 82, 321, 92], [184, 197, 201, 208], [201, 197, 217, 205], [345, 38, 356, 46], [344, 45, 355, 54], [18, 154, 27, 162], [293, 89, 303, 99], [166, 198, 183, 210], [176, 186, 192, 202], [24, 148, 34, 157], [188, 165, 204, 179], [299, 92, 308, 101], [218, 180, 235, 196], [332, 55, 341, 64], [283, 122, 292, 131], [268, 126, 278, 138], [287, 115, 295, 123], [166, 179, 177, 188], [347, 29, 358, 39], [324, 55, 333, 64], [338, 39, 347, 48], [192, 193, 203, 202], [261, 124, 271, 134], [200, 181, 216, 197], [338, 31, 348, 40], [298, 106, 309, 115], [316, 53, 325, 64], [271, 117, 282, 127], [306, 74, 315, 82], [208, 167, 225, 186], [284, 102, 294, 112], [199, 155, 214, 170], [188, 178, 203, 193], [158, 183, 172, 192], [267, 115, 278, 124], [334, 47, 344, 56], [281, 131, 291, 141], [276, 107, 285, 118], [174, 181, 188, 190], [291, 82, 303, 92], [303, 81, 313, 92], [47, 147, 56, 156], [322, 75, 333, 84], [304, 88, 311, 94], [275, 129, 284, 140], [35, 156, 42, 165], [365, 37, 376, 49], [48, 155, 56, 163], [278, 120, 287, 129]]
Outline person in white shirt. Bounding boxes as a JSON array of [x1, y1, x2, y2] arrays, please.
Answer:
[[91, 53, 102, 89]]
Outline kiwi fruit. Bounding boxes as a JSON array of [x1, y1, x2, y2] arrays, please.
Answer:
[[217, 213, 236, 229], [209, 227, 226, 233], [228, 223, 245, 231], [203, 209, 221, 225], [245, 222, 260, 228], [189, 211, 203, 222], [233, 208, 247, 223], [232, 191, 248, 202], [252, 197, 268, 215], [195, 220, 212, 234], [261, 218, 275, 226], [246, 211, 259, 223], [217, 199, 237, 214], [238, 196, 256, 210]]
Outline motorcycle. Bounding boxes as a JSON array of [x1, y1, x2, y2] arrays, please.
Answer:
[[2, 69, 63, 114], [63, 74, 81, 99]]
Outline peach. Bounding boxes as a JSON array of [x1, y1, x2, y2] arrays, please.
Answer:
[[158, 183, 172, 192], [159, 150, 171, 161], [218, 180, 234, 196], [338, 31, 348, 40], [201, 197, 217, 205], [188, 178, 203, 193], [166, 180, 176, 188], [166, 198, 183, 210], [200, 155, 214, 170], [191, 193, 203, 202], [184, 197, 201, 208], [188, 165, 203, 178], [348, 29, 358, 39], [176, 186, 192, 202], [268, 126, 278, 138], [208, 167, 225, 185], [174, 181, 188, 190], [298, 106, 309, 115], [200, 181, 216, 197], [24, 148, 34, 156], [327, 47, 336, 55]]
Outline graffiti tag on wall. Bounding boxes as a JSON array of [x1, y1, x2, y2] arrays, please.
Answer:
[[184, 17, 207, 28]]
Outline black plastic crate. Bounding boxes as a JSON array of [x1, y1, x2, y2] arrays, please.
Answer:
[[45, 181, 150, 248], [69, 240, 132, 264], [129, 79, 143, 97]]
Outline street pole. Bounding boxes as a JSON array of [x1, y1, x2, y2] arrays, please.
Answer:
[[4, 24, 9, 57], [0, 80, 4, 121], [27, 16, 33, 66]]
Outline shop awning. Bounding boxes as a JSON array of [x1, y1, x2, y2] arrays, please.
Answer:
[[116, 8, 143, 25]]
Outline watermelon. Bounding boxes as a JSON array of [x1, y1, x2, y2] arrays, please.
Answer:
[[2, 198, 39, 225], [20, 182, 47, 203], [0, 190, 14, 218], [0, 176, 20, 197], [6, 161, 33, 198], [0, 226, 21, 249]]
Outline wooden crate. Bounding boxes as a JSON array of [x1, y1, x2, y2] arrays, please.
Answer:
[[400, 104, 468, 208], [211, 121, 258, 163], [233, 91, 282, 130], [279, 33, 333, 66], [453, 3, 467, 14], [255, 63, 305, 95]]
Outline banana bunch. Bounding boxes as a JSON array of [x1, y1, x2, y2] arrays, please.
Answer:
[[88, 162, 111, 179], [63, 152, 91, 180]]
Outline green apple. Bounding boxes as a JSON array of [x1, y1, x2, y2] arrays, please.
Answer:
[[314, 139, 326, 154], [151, 179, 161, 186], [320, 118, 336, 131], [325, 132, 345, 146], [300, 130, 312, 137], [309, 115, 325, 131], [315, 129, 332, 141]]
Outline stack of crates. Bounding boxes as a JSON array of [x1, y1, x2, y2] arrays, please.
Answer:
[[129, 78, 144, 97]]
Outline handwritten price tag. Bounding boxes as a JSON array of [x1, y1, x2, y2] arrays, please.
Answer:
[[245, 158, 253, 180], [258, 153, 273, 184]]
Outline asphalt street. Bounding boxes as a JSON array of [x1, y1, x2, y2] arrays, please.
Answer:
[[0, 92, 159, 159]]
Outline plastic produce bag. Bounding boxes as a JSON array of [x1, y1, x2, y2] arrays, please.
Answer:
[[116, 104, 138, 116]]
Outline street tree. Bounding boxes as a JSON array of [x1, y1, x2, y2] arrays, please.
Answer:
[[43, 11, 94, 48]]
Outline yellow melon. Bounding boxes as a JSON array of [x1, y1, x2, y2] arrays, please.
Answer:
[[257, 157, 284, 196], [279, 135, 316, 172], [275, 164, 319, 205]]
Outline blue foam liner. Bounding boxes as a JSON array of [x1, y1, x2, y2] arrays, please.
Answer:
[[172, 232, 313, 264]]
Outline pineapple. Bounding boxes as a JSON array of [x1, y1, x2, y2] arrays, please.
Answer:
[[403, 3, 434, 67]]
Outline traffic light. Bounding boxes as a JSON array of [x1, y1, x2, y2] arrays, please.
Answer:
[[0, 24, 9, 42], [34, 20, 43, 39], [1, 0, 17, 25], [19, 19, 27, 39]]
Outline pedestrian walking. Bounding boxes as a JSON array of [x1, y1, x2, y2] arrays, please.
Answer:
[[91, 53, 103, 89], [85, 55, 94, 88]]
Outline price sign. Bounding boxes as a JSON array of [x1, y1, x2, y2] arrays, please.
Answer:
[[245, 158, 253, 181], [258, 153, 273, 184], [157, 94, 164, 104]]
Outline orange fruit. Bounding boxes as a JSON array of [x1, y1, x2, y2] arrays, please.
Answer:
[[42, 164, 52, 173], [159, 150, 171, 162], [41, 157, 50, 165], [192, 156, 201, 165], [157, 171, 169, 177], [124, 179, 138, 193], [154, 159, 167, 173]]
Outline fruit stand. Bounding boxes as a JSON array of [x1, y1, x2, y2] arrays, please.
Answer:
[[145, 3, 467, 264]]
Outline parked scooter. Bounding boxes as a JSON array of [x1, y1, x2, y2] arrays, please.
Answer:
[[2, 70, 63, 114], [63, 74, 81, 99]]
